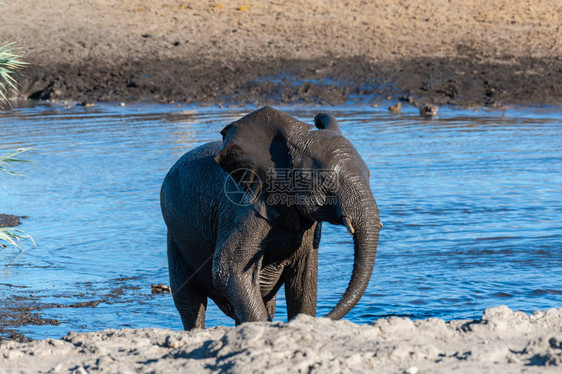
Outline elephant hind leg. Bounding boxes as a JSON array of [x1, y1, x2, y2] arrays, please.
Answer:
[[167, 233, 207, 330], [265, 294, 276, 321]]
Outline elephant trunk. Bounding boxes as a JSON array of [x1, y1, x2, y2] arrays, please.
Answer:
[[325, 182, 380, 320]]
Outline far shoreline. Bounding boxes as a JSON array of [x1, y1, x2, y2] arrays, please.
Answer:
[[14, 55, 562, 109], [2, 1, 560, 109]]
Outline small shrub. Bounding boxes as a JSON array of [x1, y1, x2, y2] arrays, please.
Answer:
[[0, 44, 32, 248], [0, 149, 34, 249], [0, 42, 27, 102]]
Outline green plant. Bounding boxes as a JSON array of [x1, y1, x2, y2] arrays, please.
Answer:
[[0, 43, 32, 249], [0, 149, 34, 249], [0, 148, 29, 175], [0, 42, 27, 102], [0, 227, 33, 248]]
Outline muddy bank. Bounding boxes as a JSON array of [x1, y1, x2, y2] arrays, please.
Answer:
[[0, 214, 22, 228], [1, 0, 561, 107], [19, 55, 562, 107], [0, 306, 560, 373], [0, 276, 143, 343], [0, 295, 61, 344]]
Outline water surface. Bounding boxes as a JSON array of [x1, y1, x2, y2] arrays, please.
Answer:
[[0, 102, 560, 339]]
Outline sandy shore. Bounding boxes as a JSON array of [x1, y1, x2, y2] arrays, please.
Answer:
[[0, 306, 560, 373], [1, 0, 561, 106]]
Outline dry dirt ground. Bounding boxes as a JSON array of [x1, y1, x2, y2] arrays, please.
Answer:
[[0, 306, 561, 373], [0, 0, 560, 107]]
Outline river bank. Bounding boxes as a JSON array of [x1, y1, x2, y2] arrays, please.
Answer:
[[1, 0, 560, 107], [0, 306, 561, 373], [0, 214, 21, 229]]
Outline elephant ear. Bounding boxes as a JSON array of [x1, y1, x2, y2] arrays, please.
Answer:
[[215, 106, 312, 229]]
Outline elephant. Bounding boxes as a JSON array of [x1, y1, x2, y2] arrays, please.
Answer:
[[160, 106, 381, 329]]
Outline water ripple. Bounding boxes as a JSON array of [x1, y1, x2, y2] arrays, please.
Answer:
[[0, 102, 561, 338]]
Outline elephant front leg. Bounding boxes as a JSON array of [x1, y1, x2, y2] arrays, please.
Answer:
[[212, 226, 270, 323], [284, 244, 318, 319]]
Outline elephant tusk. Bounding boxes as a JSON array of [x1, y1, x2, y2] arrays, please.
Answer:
[[343, 216, 355, 236], [379, 221, 383, 229]]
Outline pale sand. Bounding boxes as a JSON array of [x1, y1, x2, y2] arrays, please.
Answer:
[[1, 306, 561, 373]]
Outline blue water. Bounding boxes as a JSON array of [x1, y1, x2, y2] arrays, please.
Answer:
[[0, 102, 560, 339]]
